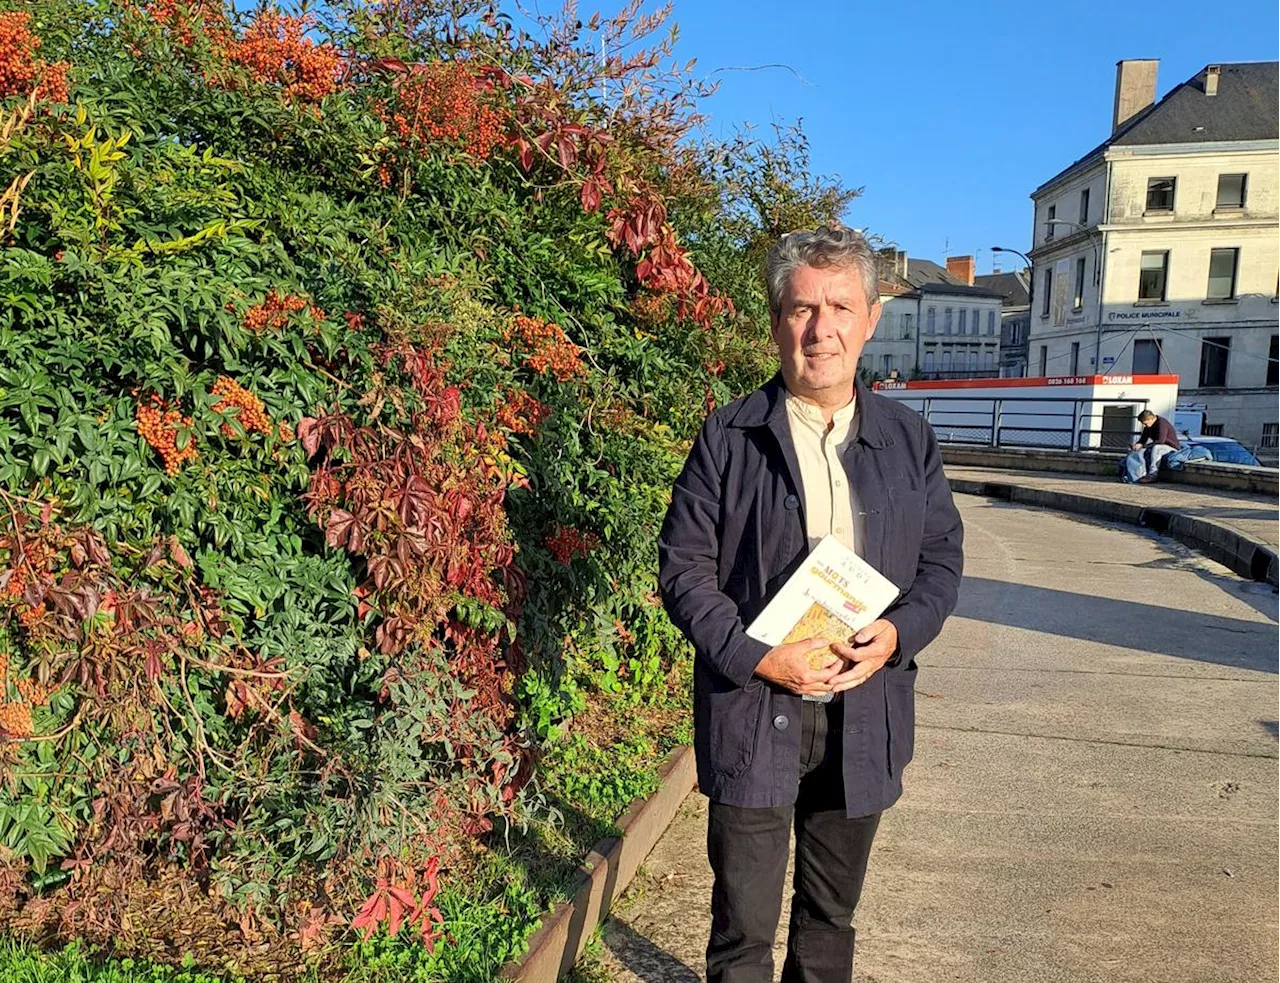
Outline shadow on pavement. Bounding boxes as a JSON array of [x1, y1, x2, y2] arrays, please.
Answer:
[[955, 576, 1279, 673], [602, 917, 701, 983], [1259, 720, 1278, 740]]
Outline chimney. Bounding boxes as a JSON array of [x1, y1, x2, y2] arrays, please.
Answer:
[[898, 250, 908, 279], [946, 255, 975, 286], [1113, 59, 1158, 132], [1205, 64, 1220, 97]]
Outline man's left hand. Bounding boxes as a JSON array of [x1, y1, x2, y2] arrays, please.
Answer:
[[827, 620, 899, 692]]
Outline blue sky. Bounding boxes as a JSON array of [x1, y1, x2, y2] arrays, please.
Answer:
[[659, 0, 1279, 273]]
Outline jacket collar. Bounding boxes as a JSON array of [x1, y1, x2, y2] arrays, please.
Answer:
[[726, 372, 893, 448]]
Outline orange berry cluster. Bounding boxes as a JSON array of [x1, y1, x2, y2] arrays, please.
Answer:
[[212, 376, 273, 439], [0, 699, 32, 738], [242, 291, 321, 333], [0, 11, 70, 103], [13, 675, 50, 705], [228, 10, 342, 103], [136, 395, 199, 475], [17, 602, 46, 628], [2, 537, 51, 603], [494, 389, 550, 436], [502, 315, 584, 382], [379, 62, 508, 161], [141, 0, 233, 51], [544, 525, 599, 564]]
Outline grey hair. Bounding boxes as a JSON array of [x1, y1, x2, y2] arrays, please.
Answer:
[[765, 225, 880, 316]]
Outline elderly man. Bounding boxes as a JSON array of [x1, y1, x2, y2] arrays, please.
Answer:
[[658, 225, 964, 983]]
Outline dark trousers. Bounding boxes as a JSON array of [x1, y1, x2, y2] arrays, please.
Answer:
[[706, 698, 881, 983]]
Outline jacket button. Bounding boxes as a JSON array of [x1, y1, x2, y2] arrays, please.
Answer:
[[784, 494, 800, 510], [772, 714, 789, 731]]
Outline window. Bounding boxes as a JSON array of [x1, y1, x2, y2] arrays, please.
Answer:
[[1079, 188, 1090, 224], [1133, 338, 1161, 374], [1139, 251, 1169, 301], [1146, 177, 1176, 212], [958, 309, 967, 334], [982, 350, 995, 370], [987, 310, 996, 335], [1216, 173, 1247, 209], [1073, 257, 1087, 309], [1198, 336, 1230, 387], [1268, 335, 1278, 387], [882, 354, 892, 377], [968, 351, 979, 371], [924, 350, 935, 372], [1042, 270, 1052, 316], [903, 312, 913, 336], [1207, 247, 1238, 300], [943, 308, 953, 334], [1069, 342, 1080, 375], [941, 351, 952, 372], [1045, 204, 1056, 241], [1038, 346, 1048, 376], [926, 307, 936, 333]]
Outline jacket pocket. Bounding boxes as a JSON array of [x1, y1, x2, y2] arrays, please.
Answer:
[[703, 679, 767, 778], [884, 667, 917, 779]]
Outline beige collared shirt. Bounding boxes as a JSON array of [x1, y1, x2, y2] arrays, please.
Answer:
[[784, 392, 858, 553]]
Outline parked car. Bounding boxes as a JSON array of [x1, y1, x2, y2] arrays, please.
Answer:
[[1175, 435, 1262, 467]]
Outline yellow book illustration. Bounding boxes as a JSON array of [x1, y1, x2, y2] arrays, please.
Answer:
[[747, 536, 901, 661]]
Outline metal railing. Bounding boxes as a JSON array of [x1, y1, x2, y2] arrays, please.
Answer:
[[890, 394, 1152, 451]]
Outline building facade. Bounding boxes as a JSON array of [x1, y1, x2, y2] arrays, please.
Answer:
[[1028, 60, 1279, 457], [862, 250, 1004, 381], [976, 270, 1031, 377]]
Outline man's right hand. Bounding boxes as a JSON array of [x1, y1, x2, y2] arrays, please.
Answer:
[[753, 638, 842, 696]]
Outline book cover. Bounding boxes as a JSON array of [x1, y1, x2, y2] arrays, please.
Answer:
[[746, 535, 901, 667]]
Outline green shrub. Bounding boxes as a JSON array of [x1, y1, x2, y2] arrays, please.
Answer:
[[0, 0, 854, 976]]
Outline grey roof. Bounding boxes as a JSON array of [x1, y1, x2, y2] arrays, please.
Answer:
[[902, 259, 962, 289], [1036, 61, 1278, 193], [1115, 62, 1277, 146], [974, 271, 1030, 306], [905, 281, 1005, 300]]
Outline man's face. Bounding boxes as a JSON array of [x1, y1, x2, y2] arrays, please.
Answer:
[[771, 264, 882, 401]]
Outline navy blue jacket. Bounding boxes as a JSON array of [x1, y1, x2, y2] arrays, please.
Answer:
[[658, 375, 964, 818]]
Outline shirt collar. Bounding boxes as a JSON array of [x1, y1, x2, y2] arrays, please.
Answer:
[[785, 389, 856, 428]]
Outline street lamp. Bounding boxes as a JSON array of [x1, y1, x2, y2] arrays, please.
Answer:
[[991, 245, 1032, 271]]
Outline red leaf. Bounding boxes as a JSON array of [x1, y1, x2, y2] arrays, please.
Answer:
[[516, 138, 533, 171], [351, 889, 388, 939], [169, 535, 192, 570], [298, 417, 321, 458], [324, 509, 356, 550]]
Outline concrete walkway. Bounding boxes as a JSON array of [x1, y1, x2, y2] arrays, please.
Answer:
[[583, 495, 1279, 983], [944, 464, 1278, 551]]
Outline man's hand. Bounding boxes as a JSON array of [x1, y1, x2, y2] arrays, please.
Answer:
[[754, 637, 843, 696], [827, 619, 900, 693]]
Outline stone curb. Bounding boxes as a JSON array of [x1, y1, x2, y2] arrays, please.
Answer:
[[499, 745, 698, 983], [949, 477, 1279, 588]]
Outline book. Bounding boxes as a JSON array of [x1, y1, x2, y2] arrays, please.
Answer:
[[746, 535, 901, 669]]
